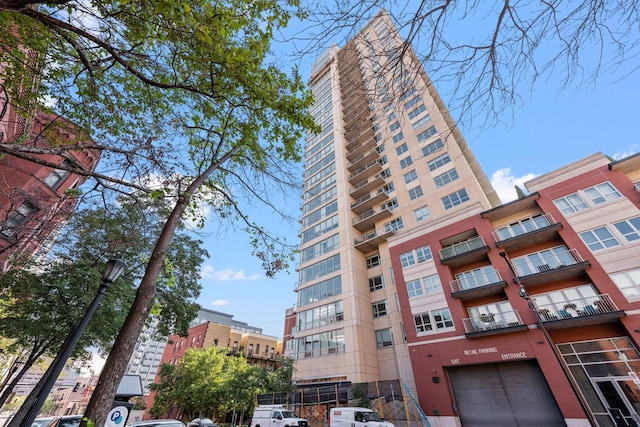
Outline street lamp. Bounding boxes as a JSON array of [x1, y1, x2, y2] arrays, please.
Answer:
[[20, 259, 127, 427]]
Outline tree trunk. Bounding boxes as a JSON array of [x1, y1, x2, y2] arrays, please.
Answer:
[[82, 161, 222, 427]]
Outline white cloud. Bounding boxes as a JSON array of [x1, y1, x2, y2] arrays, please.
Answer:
[[490, 167, 537, 203], [612, 145, 639, 160], [211, 299, 231, 306], [200, 265, 261, 281]]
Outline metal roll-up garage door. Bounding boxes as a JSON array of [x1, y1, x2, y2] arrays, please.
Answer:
[[448, 360, 566, 426]]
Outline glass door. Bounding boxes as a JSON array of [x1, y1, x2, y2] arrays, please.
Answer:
[[595, 379, 640, 426]]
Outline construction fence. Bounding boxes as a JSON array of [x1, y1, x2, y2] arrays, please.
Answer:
[[256, 380, 429, 427]]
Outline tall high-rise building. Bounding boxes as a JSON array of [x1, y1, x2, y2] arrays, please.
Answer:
[[285, 11, 500, 386]]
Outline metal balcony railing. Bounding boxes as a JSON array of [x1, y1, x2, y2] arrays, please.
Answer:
[[462, 310, 524, 333], [493, 213, 557, 242], [535, 293, 619, 321], [439, 236, 487, 260], [450, 269, 503, 293], [512, 248, 585, 277]]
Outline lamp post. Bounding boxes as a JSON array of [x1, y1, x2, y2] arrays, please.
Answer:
[[20, 259, 127, 427]]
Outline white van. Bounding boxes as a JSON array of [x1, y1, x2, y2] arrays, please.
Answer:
[[250, 405, 309, 427], [329, 407, 394, 427]]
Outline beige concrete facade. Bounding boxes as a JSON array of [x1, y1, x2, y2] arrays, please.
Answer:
[[287, 11, 499, 389]]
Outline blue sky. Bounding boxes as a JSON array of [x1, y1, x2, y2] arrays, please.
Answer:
[[194, 9, 640, 338]]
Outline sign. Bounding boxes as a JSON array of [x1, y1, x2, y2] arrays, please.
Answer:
[[106, 406, 129, 427]]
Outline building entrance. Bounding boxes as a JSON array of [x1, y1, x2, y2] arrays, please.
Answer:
[[594, 379, 640, 426]]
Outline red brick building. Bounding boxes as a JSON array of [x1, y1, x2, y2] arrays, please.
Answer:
[[388, 152, 640, 426], [0, 106, 99, 270]]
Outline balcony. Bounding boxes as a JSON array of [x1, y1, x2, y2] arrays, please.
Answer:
[[349, 174, 385, 199], [348, 160, 382, 184], [513, 248, 591, 287], [348, 148, 380, 172], [354, 227, 396, 252], [352, 206, 392, 232], [439, 236, 490, 267], [350, 188, 389, 215], [463, 310, 528, 337], [535, 294, 624, 330], [346, 138, 377, 161], [450, 270, 508, 301], [493, 214, 563, 251]]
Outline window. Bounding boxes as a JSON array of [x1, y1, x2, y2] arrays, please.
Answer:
[[611, 268, 640, 298], [372, 300, 388, 318], [433, 309, 454, 328], [422, 274, 442, 294], [404, 170, 418, 184], [1, 201, 38, 238], [406, 279, 423, 297], [434, 168, 459, 188], [44, 159, 71, 189], [414, 314, 432, 332], [399, 156, 413, 169], [379, 155, 388, 165], [415, 245, 433, 262], [382, 182, 395, 193], [414, 309, 453, 333], [442, 189, 470, 210], [400, 251, 416, 267], [422, 139, 444, 156], [417, 126, 437, 142], [412, 115, 432, 130], [389, 121, 400, 132], [396, 143, 408, 155], [408, 185, 423, 200], [375, 328, 393, 348], [369, 275, 384, 291], [427, 153, 451, 171], [366, 254, 381, 269], [414, 205, 431, 222], [553, 193, 588, 215], [380, 168, 391, 178], [580, 227, 621, 251], [584, 182, 622, 205], [387, 112, 397, 122], [613, 216, 640, 241], [384, 217, 404, 232], [382, 198, 399, 211], [403, 93, 421, 108], [392, 132, 404, 143], [407, 104, 426, 120]]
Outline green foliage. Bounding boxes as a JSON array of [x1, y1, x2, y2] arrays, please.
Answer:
[[0, 195, 207, 399], [350, 384, 371, 408], [514, 185, 527, 199]]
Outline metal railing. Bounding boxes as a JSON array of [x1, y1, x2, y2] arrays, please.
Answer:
[[354, 226, 396, 245], [535, 293, 618, 321], [352, 206, 390, 225], [462, 309, 524, 333], [439, 236, 486, 260], [493, 213, 557, 242], [450, 269, 503, 293], [512, 248, 585, 277]]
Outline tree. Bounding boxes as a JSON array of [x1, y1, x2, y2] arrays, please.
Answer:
[[149, 347, 266, 421], [0, 0, 316, 426], [0, 197, 207, 410], [296, 1, 640, 125]]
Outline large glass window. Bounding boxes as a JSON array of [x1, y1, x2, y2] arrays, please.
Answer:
[[441, 189, 470, 209], [553, 193, 588, 215], [421, 138, 444, 157], [404, 170, 418, 184], [406, 279, 423, 297], [584, 182, 622, 205], [434, 168, 459, 188], [408, 185, 423, 200], [414, 308, 453, 333], [297, 301, 344, 331], [611, 268, 640, 298], [366, 253, 381, 269], [613, 216, 640, 242], [299, 254, 341, 284], [580, 227, 621, 251], [427, 153, 451, 171], [422, 274, 442, 294], [297, 275, 342, 307], [369, 275, 384, 291], [414, 205, 431, 222], [372, 300, 388, 318], [375, 328, 393, 348]]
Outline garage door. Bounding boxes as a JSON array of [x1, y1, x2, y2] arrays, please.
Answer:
[[447, 361, 566, 426]]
